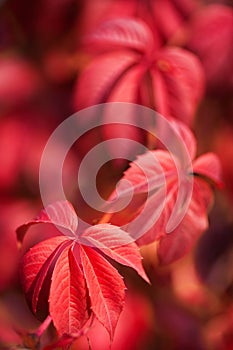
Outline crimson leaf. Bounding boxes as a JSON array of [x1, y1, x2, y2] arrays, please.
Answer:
[[18, 201, 149, 341], [106, 121, 222, 263], [74, 17, 205, 125]]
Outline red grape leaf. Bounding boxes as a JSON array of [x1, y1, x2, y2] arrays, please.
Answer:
[[124, 181, 175, 245], [80, 223, 133, 247], [101, 64, 147, 163], [107, 62, 146, 103], [80, 224, 149, 282], [21, 236, 70, 314], [75, 18, 204, 125], [164, 118, 197, 161], [157, 178, 213, 264], [152, 47, 205, 124], [150, 0, 198, 41], [17, 200, 78, 242], [73, 51, 139, 110], [114, 150, 174, 197], [49, 245, 89, 336], [85, 17, 154, 54], [101, 244, 150, 284], [193, 153, 223, 188], [19, 200, 149, 340], [151, 0, 183, 41], [173, 0, 197, 16], [106, 128, 222, 263], [108, 150, 175, 229], [80, 245, 125, 340]]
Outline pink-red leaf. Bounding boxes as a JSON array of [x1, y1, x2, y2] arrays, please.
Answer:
[[80, 224, 149, 282], [21, 236, 69, 313], [49, 245, 88, 336], [18, 200, 152, 341], [135, 180, 178, 246], [193, 153, 223, 188], [17, 200, 78, 242], [75, 17, 204, 126], [108, 150, 175, 229], [80, 245, 125, 340], [85, 18, 154, 54], [73, 51, 139, 110], [152, 0, 184, 41], [167, 118, 197, 161], [101, 64, 146, 162], [80, 224, 133, 248], [125, 183, 174, 244], [153, 47, 205, 124], [102, 244, 149, 283], [107, 136, 222, 263], [158, 179, 212, 264]]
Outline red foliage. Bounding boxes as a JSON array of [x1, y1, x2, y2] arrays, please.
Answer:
[[74, 17, 205, 125], [17, 201, 148, 341], [107, 120, 222, 263], [0, 0, 232, 349]]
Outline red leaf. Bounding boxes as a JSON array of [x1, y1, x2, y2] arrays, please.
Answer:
[[108, 150, 175, 230], [101, 64, 147, 163], [153, 47, 205, 124], [19, 200, 150, 340], [158, 179, 212, 264], [101, 64, 145, 159], [150, 69, 170, 116], [193, 153, 223, 188], [117, 150, 174, 195], [173, 0, 197, 16], [151, 0, 184, 41], [80, 224, 149, 282], [108, 63, 146, 103], [73, 51, 139, 110], [74, 18, 204, 125], [107, 133, 222, 263], [85, 18, 154, 54], [80, 245, 125, 340], [21, 236, 70, 314], [135, 180, 178, 245], [17, 200, 78, 242], [150, 0, 198, 41], [102, 244, 150, 284], [49, 245, 89, 336], [80, 224, 133, 247], [166, 118, 197, 161]]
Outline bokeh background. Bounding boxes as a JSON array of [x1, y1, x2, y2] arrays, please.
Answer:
[[0, 0, 233, 349]]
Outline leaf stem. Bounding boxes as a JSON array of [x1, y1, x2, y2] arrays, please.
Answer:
[[35, 315, 52, 338], [98, 212, 113, 224]]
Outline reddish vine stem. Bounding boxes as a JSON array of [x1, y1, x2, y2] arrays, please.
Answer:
[[35, 315, 52, 338], [98, 212, 113, 224]]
